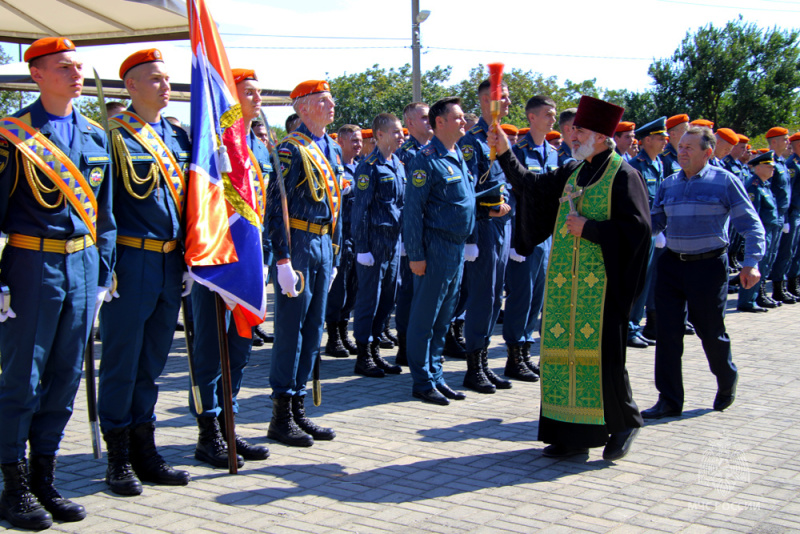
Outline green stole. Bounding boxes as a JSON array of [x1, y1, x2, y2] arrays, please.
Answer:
[[540, 151, 622, 426]]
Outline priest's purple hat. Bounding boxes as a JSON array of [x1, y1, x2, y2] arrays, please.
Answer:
[[573, 96, 625, 138]]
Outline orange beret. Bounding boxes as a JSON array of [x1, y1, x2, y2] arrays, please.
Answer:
[[666, 114, 689, 130], [290, 80, 330, 100], [716, 128, 738, 146], [766, 127, 789, 139], [545, 131, 562, 141], [690, 119, 714, 128], [746, 144, 752, 150], [737, 134, 750, 143], [330, 132, 338, 140], [403, 128, 408, 136], [518, 128, 530, 135], [24, 37, 76, 63], [500, 124, 518, 135], [758, 148, 769, 153], [119, 48, 163, 79], [232, 68, 257, 85], [361, 129, 373, 139], [790, 132, 800, 143], [615, 121, 635, 133]]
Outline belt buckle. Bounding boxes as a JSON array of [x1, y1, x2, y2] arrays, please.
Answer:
[[162, 241, 176, 253], [678, 252, 688, 261], [65, 238, 79, 254]]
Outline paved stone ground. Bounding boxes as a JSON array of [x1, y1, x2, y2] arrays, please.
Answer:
[[5, 285, 800, 533]]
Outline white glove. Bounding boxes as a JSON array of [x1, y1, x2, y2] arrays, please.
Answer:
[[464, 244, 479, 262], [342, 184, 352, 195], [655, 232, 667, 249], [357, 252, 375, 266], [783, 223, 790, 234], [0, 307, 16, 322], [277, 262, 300, 297], [399, 241, 406, 257], [181, 272, 194, 297], [329, 267, 338, 291], [509, 248, 525, 263]]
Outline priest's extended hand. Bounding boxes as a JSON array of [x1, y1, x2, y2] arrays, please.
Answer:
[[566, 213, 588, 236]]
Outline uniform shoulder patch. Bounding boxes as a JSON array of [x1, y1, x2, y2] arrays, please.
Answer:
[[357, 174, 370, 190], [422, 145, 434, 156], [366, 153, 378, 165], [461, 144, 474, 161], [469, 125, 483, 135], [749, 192, 755, 202], [411, 169, 427, 187]]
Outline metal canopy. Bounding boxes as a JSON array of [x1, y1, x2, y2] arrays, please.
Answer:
[[0, 0, 190, 45]]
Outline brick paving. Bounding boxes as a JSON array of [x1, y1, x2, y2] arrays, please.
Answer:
[[4, 284, 800, 533]]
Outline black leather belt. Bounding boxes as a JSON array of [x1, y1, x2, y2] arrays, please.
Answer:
[[667, 246, 727, 262]]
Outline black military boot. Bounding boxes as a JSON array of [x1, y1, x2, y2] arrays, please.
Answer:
[[102, 427, 142, 496], [463, 349, 496, 394], [504, 345, 539, 382], [354, 341, 385, 377], [395, 332, 408, 366], [453, 319, 467, 347], [218, 413, 270, 461], [338, 320, 358, 355], [442, 323, 467, 359], [195, 417, 244, 469], [757, 281, 778, 308], [291, 395, 336, 441], [0, 460, 52, 530], [521, 342, 540, 375], [481, 348, 512, 389], [129, 422, 190, 486], [267, 395, 313, 447], [383, 318, 398, 345], [788, 276, 800, 299], [324, 322, 349, 358], [28, 453, 85, 522], [773, 280, 796, 305], [371, 340, 401, 374], [377, 331, 394, 349]]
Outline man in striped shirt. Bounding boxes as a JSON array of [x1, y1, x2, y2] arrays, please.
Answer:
[[642, 126, 765, 420]]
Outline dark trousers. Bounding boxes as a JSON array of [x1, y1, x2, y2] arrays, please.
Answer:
[[654, 251, 738, 410]]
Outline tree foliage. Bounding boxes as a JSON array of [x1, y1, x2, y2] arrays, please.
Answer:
[[0, 48, 34, 117]]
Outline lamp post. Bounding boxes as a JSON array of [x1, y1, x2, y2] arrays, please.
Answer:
[[411, 0, 430, 103]]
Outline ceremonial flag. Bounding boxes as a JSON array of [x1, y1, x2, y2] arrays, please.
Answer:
[[184, 0, 266, 335]]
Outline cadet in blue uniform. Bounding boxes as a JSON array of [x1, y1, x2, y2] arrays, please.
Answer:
[[766, 127, 798, 304], [627, 117, 668, 348], [405, 97, 475, 405], [738, 151, 781, 312], [98, 50, 191, 496], [785, 132, 800, 298], [613, 121, 636, 162], [324, 124, 362, 358], [660, 114, 689, 176], [724, 134, 750, 272], [557, 108, 577, 166], [504, 95, 559, 382], [189, 68, 270, 469], [267, 80, 342, 447], [0, 38, 115, 530], [352, 113, 406, 377], [457, 79, 513, 394], [394, 102, 433, 366]]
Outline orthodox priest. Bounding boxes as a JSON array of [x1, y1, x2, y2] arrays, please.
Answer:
[[487, 96, 650, 461]]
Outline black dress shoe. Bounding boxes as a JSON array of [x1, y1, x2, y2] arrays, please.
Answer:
[[636, 333, 656, 346], [714, 376, 737, 411], [436, 383, 466, 400], [412, 389, 450, 406], [627, 335, 648, 349], [542, 444, 589, 458], [737, 304, 768, 313], [603, 427, 640, 461], [684, 323, 695, 335], [641, 399, 682, 419]]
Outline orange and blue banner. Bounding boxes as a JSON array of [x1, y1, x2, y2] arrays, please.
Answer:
[[184, 0, 266, 335]]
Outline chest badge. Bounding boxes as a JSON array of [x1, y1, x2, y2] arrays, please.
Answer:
[[412, 169, 427, 187], [89, 166, 104, 186]]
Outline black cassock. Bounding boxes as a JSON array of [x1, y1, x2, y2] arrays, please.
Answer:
[[498, 148, 651, 448]]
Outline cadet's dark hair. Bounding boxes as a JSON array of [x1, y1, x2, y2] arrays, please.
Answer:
[[429, 97, 461, 131], [559, 108, 577, 128], [477, 78, 508, 95], [285, 113, 301, 133], [403, 102, 428, 122], [525, 95, 556, 114], [105, 101, 126, 114], [686, 125, 716, 151], [337, 124, 361, 138], [372, 113, 400, 133]]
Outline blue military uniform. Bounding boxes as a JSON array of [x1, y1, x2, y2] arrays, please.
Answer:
[[557, 139, 575, 166], [785, 152, 800, 285], [324, 159, 357, 330], [99, 110, 191, 435], [0, 99, 115, 465], [660, 143, 681, 177], [267, 122, 343, 398], [404, 136, 475, 395], [770, 151, 800, 296]]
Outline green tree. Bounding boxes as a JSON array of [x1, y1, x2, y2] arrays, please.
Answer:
[[0, 47, 33, 116], [648, 19, 800, 136]]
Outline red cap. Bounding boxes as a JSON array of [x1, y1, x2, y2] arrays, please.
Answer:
[[330, 132, 338, 140], [361, 129, 373, 139], [518, 127, 530, 136], [545, 131, 562, 141], [232, 68, 257, 85], [24, 37, 76, 63], [766, 127, 789, 139], [716, 128, 738, 145], [666, 114, 689, 130], [737, 134, 750, 143], [500, 124, 518, 135], [119, 48, 163, 79], [290, 80, 330, 100], [758, 148, 769, 153], [573, 96, 624, 138], [790, 132, 800, 143], [403, 128, 409, 136], [615, 121, 636, 133], [690, 119, 714, 128]]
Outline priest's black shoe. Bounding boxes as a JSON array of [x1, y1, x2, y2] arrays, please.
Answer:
[[737, 303, 768, 313], [436, 382, 466, 400], [602, 427, 640, 461], [413, 388, 450, 406], [714, 376, 737, 412], [636, 333, 656, 346], [641, 399, 682, 420], [542, 444, 589, 458]]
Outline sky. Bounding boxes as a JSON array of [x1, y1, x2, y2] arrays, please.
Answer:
[[2, 0, 798, 128]]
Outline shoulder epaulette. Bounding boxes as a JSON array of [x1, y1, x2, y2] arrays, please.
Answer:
[[516, 141, 528, 150], [83, 117, 104, 131], [366, 153, 378, 165], [401, 140, 413, 151], [422, 145, 435, 156], [468, 125, 483, 135]]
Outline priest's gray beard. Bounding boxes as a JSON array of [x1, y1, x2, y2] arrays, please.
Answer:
[[574, 133, 596, 161]]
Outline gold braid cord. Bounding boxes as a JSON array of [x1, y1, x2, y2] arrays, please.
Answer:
[[112, 129, 160, 200], [23, 155, 63, 209], [286, 140, 326, 202]]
